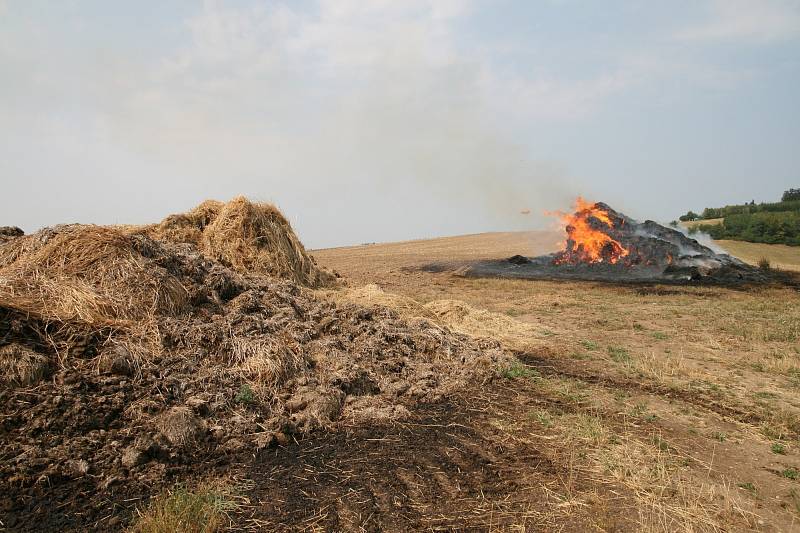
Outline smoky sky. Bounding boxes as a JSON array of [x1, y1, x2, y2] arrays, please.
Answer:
[[1, 1, 799, 248]]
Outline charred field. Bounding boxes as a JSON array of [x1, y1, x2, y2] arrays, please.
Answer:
[[3, 197, 800, 532]]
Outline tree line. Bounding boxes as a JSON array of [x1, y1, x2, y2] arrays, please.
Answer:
[[677, 189, 800, 246]]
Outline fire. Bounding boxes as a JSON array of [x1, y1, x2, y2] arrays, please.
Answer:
[[550, 197, 630, 265]]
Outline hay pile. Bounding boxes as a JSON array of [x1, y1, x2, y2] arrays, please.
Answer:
[[138, 196, 335, 288], [0, 198, 510, 532], [0, 225, 188, 328], [326, 284, 549, 351], [320, 283, 436, 320]]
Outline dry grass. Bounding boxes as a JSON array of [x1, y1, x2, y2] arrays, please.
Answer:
[[228, 332, 308, 399], [0, 343, 50, 386], [322, 284, 549, 351], [0, 225, 187, 327], [0, 225, 190, 369], [139, 196, 335, 287], [320, 283, 435, 319], [129, 480, 247, 533], [716, 240, 800, 272]]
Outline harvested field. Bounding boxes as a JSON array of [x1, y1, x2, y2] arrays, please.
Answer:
[[4, 212, 800, 532], [314, 232, 800, 532], [716, 240, 800, 272]]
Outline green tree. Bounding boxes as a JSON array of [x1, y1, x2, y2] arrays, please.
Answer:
[[783, 188, 800, 202]]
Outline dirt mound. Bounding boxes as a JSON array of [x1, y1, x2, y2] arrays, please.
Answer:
[[0, 202, 510, 532], [139, 196, 335, 288]]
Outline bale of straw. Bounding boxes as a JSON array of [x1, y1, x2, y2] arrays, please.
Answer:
[[141, 197, 335, 287]]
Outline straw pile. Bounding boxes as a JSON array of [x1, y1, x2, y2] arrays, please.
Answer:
[[0, 224, 188, 327], [139, 196, 335, 288], [0, 197, 517, 532], [325, 284, 548, 351]]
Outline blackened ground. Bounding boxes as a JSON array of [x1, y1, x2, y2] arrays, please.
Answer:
[[233, 385, 636, 532], [451, 256, 787, 285]]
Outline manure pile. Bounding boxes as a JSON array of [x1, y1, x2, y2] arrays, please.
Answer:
[[0, 199, 508, 532]]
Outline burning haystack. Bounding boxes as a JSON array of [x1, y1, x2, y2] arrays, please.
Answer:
[[468, 199, 764, 283]]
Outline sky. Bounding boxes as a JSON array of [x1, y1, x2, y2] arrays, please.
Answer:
[[1, 0, 799, 249]]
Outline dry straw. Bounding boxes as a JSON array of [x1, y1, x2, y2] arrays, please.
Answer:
[[0, 198, 333, 369], [0, 225, 188, 328], [140, 196, 335, 288]]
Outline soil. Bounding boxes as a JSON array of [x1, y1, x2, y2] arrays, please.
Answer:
[[1, 231, 509, 532]]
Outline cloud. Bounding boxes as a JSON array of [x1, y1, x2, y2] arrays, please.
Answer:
[[7, 0, 769, 245], [677, 0, 800, 43], [99, 1, 583, 227]]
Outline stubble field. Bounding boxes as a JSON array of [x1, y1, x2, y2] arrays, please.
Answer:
[[313, 231, 800, 532]]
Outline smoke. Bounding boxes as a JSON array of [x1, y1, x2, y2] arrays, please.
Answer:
[[0, 1, 581, 247], [671, 225, 728, 254], [120, 1, 577, 238]]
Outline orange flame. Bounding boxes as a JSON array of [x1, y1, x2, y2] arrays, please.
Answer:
[[550, 197, 630, 264]]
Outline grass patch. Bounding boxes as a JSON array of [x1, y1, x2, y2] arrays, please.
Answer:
[[651, 434, 670, 452], [772, 443, 787, 455], [580, 340, 599, 351], [783, 467, 800, 480], [131, 482, 243, 533], [500, 361, 540, 380], [607, 346, 631, 364], [738, 482, 757, 494], [754, 390, 778, 400], [652, 331, 668, 341], [530, 409, 554, 428], [711, 431, 726, 442], [234, 384, 255, 405], [787, 368, 800, 387]]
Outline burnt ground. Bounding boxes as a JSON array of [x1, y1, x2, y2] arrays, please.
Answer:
[[2, 375, 636, 532], [234, 381, 636, 532]]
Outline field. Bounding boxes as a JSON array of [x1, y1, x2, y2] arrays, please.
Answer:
[[314, 231, 800, 532], [681, 218, 724, 228], [716, 240, 800, 272], [4, 213, 800, 532]]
